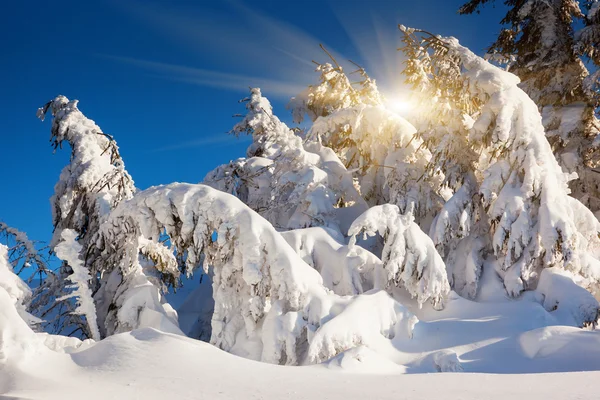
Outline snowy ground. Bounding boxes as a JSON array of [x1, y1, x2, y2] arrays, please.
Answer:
[[3, 280, 600, 400], [2, 325, 599, 400]]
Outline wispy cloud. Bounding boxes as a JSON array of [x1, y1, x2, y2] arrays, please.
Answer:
[[98, 54, 305, 97], [148, 134, 252, 154], [106, 0, 353, 97]]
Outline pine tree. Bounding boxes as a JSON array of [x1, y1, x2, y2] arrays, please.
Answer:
[[37, 96, 136, 250], [459, 0, 600, 210], [290, 60, 445, 226], [205, 88, 366, 233], [399, 26, 600, 317], [38, 96, 179, 338], [348, 204, 450, 309], [92, 182, 420, 364]]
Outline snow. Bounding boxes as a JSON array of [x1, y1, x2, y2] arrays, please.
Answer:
[[3, 306, 600, 399], [205, 88, 365, 232], [281, 226, 381, 295], [0, 244, 33, 325]]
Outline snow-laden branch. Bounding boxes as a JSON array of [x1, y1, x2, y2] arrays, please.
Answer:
[[54, 230, 101, 341], [37, 95, 135, 249], [93, 183, 417, 364], [444, 34, 600, 295], [206, 88, 366, 232], [348, 204, 450, 309], [281, 227, 382, 296], [308, 104, 444, 222], [288, 62, 382, 124]]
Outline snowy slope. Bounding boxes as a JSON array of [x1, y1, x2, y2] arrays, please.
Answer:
[[2, 325, 600, 400]]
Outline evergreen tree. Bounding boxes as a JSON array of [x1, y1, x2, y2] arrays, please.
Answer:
[[459, 0, 600, 210], [38, 96, 179, 338], [398, 26, 600, 316], [205, 88, 366, 233]]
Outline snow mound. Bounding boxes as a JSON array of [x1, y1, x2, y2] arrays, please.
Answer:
[[432, 350, 464, 372], [319, 345, 408, 374], [535, 267, 599, 328], [519, 326, 600, 359]]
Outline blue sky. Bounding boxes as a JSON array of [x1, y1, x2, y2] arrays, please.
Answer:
[[0, 0, 505, 244]]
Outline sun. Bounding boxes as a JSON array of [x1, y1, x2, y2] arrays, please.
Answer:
[[386, 98, 413, 115]]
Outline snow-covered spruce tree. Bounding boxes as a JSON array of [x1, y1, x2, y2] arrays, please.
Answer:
[[37, 96, 136, 250], [399, 26, 488, 298], [38, 96, 180, 338], [92, 183, 419, 364], [205, 88, 366, 233], [36, 96, 136, 338], [400, 27, 600, 323], [290, 62, 445, 226], [459, 0, 600, 211], [348, 204, 450, 309]]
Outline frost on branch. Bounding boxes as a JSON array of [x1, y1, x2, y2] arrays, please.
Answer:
[[37, 95, 135, 249], [205, 88, 365, 232], [348, 204, 450, 309], [93, 183, 417, 364], [308, 104, 444, 224], [288, 55, 382, 124]]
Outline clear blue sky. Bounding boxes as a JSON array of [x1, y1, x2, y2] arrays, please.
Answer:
[[0, 0, 505, 244]]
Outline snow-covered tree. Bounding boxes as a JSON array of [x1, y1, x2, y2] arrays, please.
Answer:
[[205, 88, 366, 233], [37, 96, 136, 249], [288, 48, 383, 125], [399, 27, 488, 298], [38, 96, 181, 338], [91, 182, 418, 364], [0, 222, 72, 332], [0, 242, 37, 326], [348, 204, 450, 309], [399, 27, 600, 310], [0, 243, 42, 362], [289, 57, 446, 228], [459, 0, 600, 211]]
